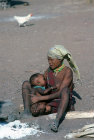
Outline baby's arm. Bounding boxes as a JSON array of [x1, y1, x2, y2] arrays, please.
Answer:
[[36, 86, 57, 95], [28, 86, 58, 96], [43, 86, 57, 94], [44, 83, 61, 94]]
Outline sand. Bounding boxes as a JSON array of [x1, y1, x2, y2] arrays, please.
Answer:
[[0, 0, 94, 139]]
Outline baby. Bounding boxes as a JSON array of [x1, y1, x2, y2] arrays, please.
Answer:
[[29, 73, 56, 116]]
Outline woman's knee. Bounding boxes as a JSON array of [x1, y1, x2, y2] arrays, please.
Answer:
[[22, 81, 30, 88]]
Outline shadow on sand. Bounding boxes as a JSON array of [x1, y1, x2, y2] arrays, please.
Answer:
[[73, 90, 82, 100], [11, 0, 29, 6], [71, 90, 82, 108], [0, 101, 8, 122], [0, 101, 6, 114]]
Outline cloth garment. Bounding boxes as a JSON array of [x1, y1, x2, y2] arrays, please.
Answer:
[[34, 86, 45, 90]]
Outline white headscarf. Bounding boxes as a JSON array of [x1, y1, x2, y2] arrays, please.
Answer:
[[47, 45, 80, 81]]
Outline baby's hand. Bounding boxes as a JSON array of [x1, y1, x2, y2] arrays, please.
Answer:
[[51, 84, 60, 91]]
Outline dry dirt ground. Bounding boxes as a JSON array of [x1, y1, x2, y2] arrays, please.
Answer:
[[0, 0, 94, 140]]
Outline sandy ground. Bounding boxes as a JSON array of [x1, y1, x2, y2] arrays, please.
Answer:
[[0, 0, 94, 139]]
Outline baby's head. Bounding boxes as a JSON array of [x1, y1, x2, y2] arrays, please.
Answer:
[[29, 73, 46, 87]]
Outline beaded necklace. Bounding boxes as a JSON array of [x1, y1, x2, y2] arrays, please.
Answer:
[[54, 62, 65, 76]]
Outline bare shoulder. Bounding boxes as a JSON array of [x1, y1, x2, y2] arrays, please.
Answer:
[[64, 66, 73, 75]]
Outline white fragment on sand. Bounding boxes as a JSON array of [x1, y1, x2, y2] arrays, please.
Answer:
[[0, 120, 44, 139], [64, 133, 75, 139], [64, 123, 94, 139], [47, 111, 94, 120]]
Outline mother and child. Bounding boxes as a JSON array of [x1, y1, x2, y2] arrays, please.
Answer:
[[22, 45, 80, 132]]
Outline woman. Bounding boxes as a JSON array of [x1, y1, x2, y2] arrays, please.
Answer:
[[22, 45, 80, 132]]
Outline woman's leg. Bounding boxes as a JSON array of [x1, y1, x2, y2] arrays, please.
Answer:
[[56, 87, 69, 121], [22, 81, 32, 114], [50, 87, 69, 132]]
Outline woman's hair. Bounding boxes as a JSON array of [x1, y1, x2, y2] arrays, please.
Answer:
[[29, 73, 40, 87]]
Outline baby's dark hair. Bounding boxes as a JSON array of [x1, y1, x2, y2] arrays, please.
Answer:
[[29, 73, 41, 87]]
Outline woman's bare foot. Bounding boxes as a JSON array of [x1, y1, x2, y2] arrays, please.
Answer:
[[50, 119, 59, 132]]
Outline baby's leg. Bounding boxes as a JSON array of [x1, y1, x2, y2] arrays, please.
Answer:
[[22, 81, 32, 114]]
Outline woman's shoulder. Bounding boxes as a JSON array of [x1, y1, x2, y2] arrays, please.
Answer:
[[63, 66, 73, 74]]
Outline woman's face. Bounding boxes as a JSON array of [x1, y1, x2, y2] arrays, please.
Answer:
[[48, 57, 62, 70]]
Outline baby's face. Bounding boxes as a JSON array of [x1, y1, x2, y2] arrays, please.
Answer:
[[34, 75, 46, 87]]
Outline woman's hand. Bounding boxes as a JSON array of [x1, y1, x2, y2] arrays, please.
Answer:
[[51, 86, 57, 90], [31, 95, 40, 104]]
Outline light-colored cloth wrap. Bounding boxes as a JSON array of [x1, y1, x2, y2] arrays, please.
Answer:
[[47, 45, 80, 81]]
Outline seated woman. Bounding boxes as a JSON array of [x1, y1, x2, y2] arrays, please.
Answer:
[[22, 45, 80, 132]]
